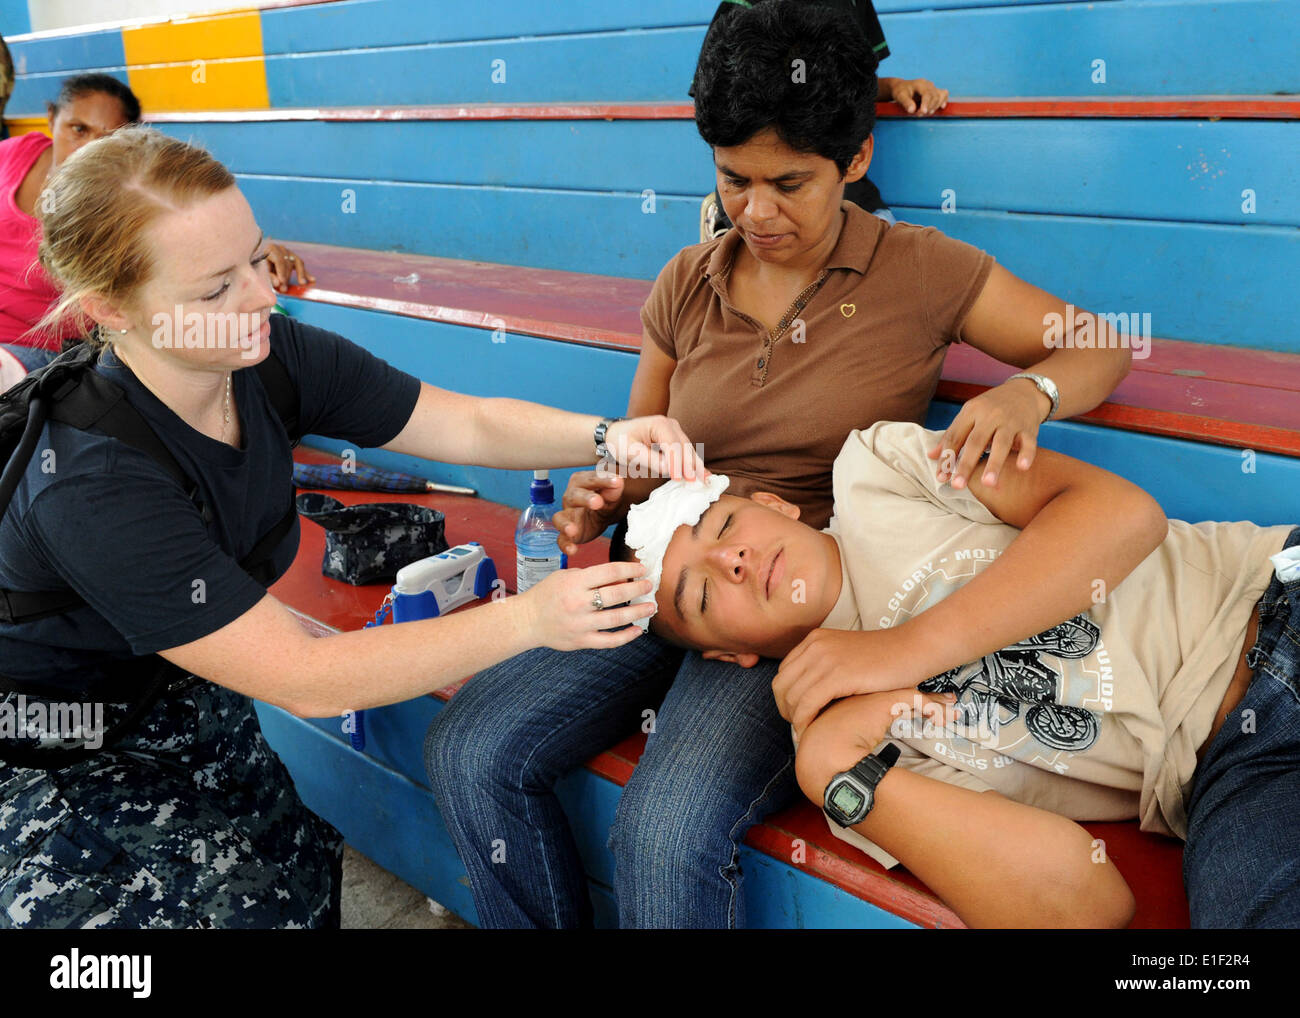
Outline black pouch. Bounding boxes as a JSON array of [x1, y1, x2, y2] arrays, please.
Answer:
[[295, 493, 448, 585]]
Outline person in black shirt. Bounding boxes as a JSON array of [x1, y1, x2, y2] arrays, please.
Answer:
[[0, 127, 706, 929], [694, 0, 948, 237]]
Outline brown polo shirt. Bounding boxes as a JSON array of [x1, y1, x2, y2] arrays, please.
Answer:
[[642, 202, 995, 528]]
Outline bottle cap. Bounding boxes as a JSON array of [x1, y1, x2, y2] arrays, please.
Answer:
[[529, 471, 555, 505]]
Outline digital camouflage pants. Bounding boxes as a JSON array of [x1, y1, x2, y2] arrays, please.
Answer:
[[0, 678, 342, 928]]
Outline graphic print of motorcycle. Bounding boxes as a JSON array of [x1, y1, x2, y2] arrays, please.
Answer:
[[918, 616, 1102, 752]]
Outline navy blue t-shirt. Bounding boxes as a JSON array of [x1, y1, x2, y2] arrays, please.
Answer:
[[0, 313, 421, 695]]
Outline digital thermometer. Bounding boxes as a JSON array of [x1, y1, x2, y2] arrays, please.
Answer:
[[391, 542, 499, 621]]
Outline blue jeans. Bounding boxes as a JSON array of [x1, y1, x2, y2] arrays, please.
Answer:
[[0, 343, 57, 373], [1184, 526, 1300, 928], [423, 634, 796, 928]]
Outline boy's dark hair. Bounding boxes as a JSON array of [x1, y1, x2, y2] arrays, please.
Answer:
[[47, 73, 142, 125], [608, 518, 634, 565], [691, 0, 878, 174], [607, 519, 687, 647]]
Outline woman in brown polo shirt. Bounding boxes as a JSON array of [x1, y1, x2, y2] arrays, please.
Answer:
[[424, 0, 1132, 928]]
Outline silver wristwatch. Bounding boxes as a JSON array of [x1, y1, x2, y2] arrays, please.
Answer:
[[1007, 372, 1060, 422], [594, 417, 622, 461]]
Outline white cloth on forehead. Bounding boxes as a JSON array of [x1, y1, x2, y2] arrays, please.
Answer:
[[624, 474, 730, 630]]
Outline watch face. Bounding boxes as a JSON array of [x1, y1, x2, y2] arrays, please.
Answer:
[[829, 781, 866, 818]]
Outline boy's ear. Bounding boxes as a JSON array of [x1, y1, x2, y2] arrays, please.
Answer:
[[750, 491, 800, 521], [702, 649, 761, 669]]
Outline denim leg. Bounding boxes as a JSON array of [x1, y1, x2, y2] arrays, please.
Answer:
[[608, 652, 798, 929], [423, 635, 684, 929], [0, 344, 57, 373], [1184, 527, 1300, 928]]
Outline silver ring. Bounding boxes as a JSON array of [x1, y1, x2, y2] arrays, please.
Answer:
[[287, 255, 296, 263], [590, 591, 604, 611]]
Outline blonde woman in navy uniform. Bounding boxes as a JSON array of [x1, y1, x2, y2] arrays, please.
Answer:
[[0, 127, 704, 929]]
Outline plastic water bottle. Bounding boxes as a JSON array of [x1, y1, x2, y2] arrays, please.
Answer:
[[515, 470, 567, 593]]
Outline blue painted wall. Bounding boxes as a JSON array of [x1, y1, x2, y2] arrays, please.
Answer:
[[154, 113, 1298, 352], [6, 0, 1298, 115]]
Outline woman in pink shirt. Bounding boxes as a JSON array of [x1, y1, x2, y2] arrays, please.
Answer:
[[1, 75, 141, 369], [1, 74, 313, 380]]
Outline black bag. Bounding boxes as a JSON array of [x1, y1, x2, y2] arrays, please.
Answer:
[[296, 493, 447, 585], [0, 342, 301, 768]]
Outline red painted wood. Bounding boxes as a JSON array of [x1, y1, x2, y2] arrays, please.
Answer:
[[935, 380, 1300, 456], [881, 97, 1300, 120], [275, 447, 1191, 929], [280, 243, 645, 351], [276, 241, 1300, 457], [747, 809, 967, 929], [940, 344, 1300, 455], [143, 97, 1300, 124]]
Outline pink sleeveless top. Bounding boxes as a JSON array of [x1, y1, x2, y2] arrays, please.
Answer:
[[0, 133, 76, 349]]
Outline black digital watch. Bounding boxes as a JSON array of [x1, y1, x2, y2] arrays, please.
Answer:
[[823, 743, 901, 828]]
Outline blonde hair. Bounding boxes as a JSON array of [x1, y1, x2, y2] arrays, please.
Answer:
[[34, 126, 235, 347]]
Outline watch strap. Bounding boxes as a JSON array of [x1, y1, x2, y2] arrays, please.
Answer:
[[849, 741, 900, 787], [594, 417, 622, 461]]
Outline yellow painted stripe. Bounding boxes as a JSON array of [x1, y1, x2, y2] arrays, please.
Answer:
[[3, 117, 51, 137], [122, 10, 265, 64], [123, 10, 268, 112], [127, 56, 270, 112]]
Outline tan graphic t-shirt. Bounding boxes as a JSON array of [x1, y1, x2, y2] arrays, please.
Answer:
[[818, 422, 1291, 868]]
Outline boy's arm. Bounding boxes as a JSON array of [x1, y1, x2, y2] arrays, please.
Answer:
[[776, 441, 1167, 733], [902, 443, 1168, 681], [796, 695, 1136, 929]]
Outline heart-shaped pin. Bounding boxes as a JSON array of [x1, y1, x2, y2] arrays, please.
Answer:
[[840, 303, 856, 318]]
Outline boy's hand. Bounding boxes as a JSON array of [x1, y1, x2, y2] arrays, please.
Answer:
[[794, 691, 955, 803], [775, 628, 928, 739], [882, 77, 949, 116]]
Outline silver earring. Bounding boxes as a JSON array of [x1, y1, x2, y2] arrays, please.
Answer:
[[119, 328, 128, 334]]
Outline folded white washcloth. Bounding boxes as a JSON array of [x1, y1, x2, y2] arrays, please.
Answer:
[[624, 474, 730, 629], [1271, 544, 1300, 584]]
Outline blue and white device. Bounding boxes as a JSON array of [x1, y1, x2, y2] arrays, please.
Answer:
[[391, 542, 498, 621]]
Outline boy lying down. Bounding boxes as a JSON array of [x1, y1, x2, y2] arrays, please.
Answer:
[[610, 422, 1299, 929]]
